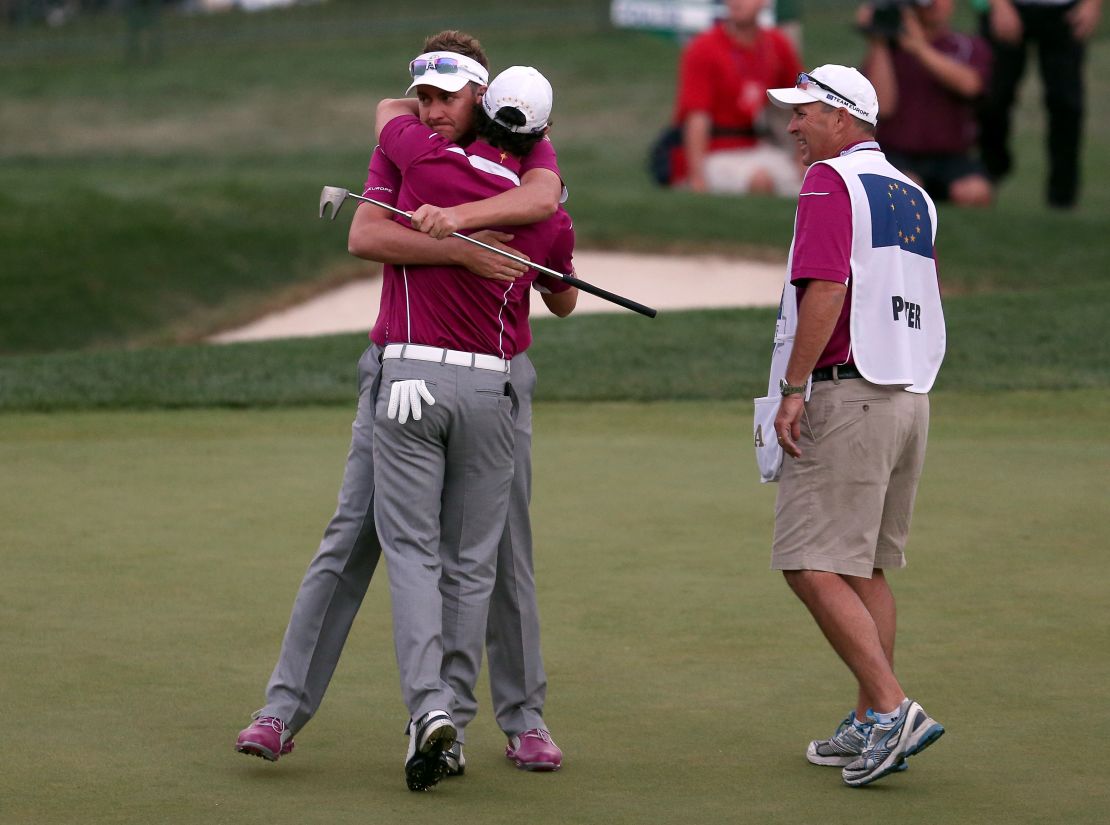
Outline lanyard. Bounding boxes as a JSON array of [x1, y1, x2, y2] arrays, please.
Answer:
[[840, 140, 881, 156]]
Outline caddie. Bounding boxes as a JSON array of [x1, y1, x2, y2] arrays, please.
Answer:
[[758, 64, 947, 787]]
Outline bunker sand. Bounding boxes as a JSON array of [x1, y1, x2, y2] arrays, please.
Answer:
[[211, 251, 785, 343]]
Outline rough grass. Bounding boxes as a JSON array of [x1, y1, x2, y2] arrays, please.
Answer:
[[1, 1, 1107, 354], [4, 276, 1109, 413]]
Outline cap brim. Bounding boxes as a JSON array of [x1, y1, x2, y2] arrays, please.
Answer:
[[406, 74, 470, 95], [766, 87, 817, 109]]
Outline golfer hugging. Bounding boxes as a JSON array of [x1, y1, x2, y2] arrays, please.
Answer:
[[369, 62, 576, 792], [235, 29, 578, 793]]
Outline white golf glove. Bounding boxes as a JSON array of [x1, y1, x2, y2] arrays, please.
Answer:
[[387, 379, 435, 424]]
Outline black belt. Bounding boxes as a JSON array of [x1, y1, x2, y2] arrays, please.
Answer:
[[812, 364, 862, 382]]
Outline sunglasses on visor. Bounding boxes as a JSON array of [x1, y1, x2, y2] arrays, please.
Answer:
[[795, 72, 857, 107], [409, 57, 461, 78]]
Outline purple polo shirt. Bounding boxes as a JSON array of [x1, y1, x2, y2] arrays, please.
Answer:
[[362, 132, 561, 203], [791, 157, 856, 369], [371, 115, 571, 359], [512, 209, 575, 353], [877, 32, 991, 156]]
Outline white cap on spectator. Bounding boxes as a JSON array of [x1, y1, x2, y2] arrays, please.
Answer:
[[481, 66, 553, 134], [406, 51, 489, 94], [767, 64, 878, 125]]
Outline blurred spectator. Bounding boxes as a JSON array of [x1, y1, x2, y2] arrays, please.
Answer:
[[861, 0, 993, 206], [669, 0, 804, 195], [978, 0, 1102, 208]]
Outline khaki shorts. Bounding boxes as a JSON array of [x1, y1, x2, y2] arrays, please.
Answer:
[[771, 378, 930, 578]]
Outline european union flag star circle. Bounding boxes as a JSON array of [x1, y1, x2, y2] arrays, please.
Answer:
[[861, 173, 934, 258]]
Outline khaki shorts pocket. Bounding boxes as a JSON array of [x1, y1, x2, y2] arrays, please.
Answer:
[[800, 394, 833, 442], [842, 396, 891, 408]]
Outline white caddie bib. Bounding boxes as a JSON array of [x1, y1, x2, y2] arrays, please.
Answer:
[[817, 150, 945, 393], [752, 228, 811, 484], [752, 144, 946, 482]]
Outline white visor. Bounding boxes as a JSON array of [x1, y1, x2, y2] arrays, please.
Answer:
[[405, 51, 488, 94]]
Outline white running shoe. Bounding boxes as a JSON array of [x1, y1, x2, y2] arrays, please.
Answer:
[[842, 699, 944, 787], [807, 713, 869, 766]]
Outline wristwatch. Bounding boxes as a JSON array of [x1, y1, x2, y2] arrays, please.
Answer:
[[779, 378, 806, 397]]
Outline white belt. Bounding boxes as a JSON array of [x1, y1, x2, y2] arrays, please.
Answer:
[[382, 343, 510, 374]]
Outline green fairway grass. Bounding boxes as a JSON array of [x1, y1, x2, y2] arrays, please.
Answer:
[[3, 3, 1109, 820], [1, 1, 1107, 354], [2, 395, 1108, 824]]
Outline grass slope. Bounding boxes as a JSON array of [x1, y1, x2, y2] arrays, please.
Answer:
[[1, 1, 1108, 354], [2, 395, 1108, 824], [3, 279, 1110, 412]]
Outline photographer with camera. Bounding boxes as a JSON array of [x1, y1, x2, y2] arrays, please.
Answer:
[[859, 0, 994, 206]]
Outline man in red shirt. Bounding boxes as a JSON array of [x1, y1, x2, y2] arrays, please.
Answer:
[[861, 0, 994, 206], [672, 0, 804, 194]]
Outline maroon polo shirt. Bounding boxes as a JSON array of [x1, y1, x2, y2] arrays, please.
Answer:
[[372, 115, 572, 359], [791, 161, 855, 369], [877, 31, 991, 156]]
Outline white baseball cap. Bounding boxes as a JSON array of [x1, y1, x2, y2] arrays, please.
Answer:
[[406, 51, 489, 94], [481, 66, 552, 134], [767, 64, 879, 125]]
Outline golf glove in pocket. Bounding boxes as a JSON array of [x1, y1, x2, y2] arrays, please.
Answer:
[[387, 379, 435, 425]]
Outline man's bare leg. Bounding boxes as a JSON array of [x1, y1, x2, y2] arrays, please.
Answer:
[[845, 569, 897, 718], [783, 569, 904, 714]]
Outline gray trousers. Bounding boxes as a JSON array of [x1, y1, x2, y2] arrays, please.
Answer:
[[258, 347, 548, 738], [480, 356, 547, 738], [373, 355, 515, 725]]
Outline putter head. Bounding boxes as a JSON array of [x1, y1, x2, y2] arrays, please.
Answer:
[[319, 186, 350, 220]]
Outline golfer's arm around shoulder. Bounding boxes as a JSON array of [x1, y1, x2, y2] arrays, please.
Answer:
[[442, 169, 561, 237], [375, 98, 418, 141], [349, 99, 499, 270]]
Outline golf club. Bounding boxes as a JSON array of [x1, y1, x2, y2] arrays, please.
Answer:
[[319, 186, 658, 319]]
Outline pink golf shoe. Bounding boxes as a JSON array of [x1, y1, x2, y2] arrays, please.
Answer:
[[505, 728, 562, 771], [235, 716, 295, 762]]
